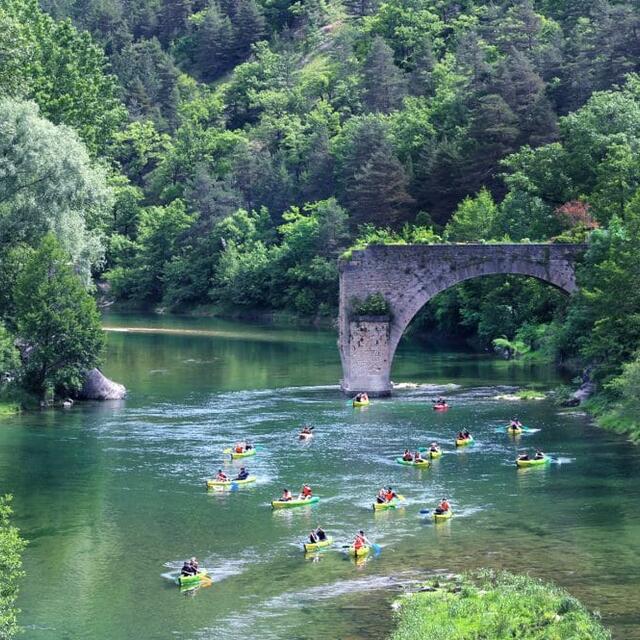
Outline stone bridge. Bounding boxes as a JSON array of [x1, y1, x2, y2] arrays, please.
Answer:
[[338, 243, 586, 396]]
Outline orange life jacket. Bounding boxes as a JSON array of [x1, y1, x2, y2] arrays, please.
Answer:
[[440, 501, 450, 511], [302, 486, 312, 497], [235, 445, 244, 453], [385, 490, 394, 502], [354, 535, 365, 549]]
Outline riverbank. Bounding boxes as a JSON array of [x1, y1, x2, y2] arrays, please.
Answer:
[[0, 401, 20, 418], [390, 571, 610, 640]]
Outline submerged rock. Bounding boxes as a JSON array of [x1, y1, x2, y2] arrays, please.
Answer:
[[78, 368, 126, 400]]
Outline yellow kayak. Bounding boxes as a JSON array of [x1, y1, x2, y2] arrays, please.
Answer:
[[455, 436, 474, 447], [348, 545, 370, 557], [433, 510, 453, 522], [206, 475, 256, 488], [303, 536, 334, 552], [429, 449, 442, 459], [230, 448, 256, 459], [353, 399, 370, 407], [516, 455, 550, 468], [507, 426, 523, 435], [396, 457, 430, 468], [177, 570, 210, 587], [271, 496, 320, 509]]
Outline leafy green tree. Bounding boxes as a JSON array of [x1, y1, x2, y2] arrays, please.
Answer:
[[0, 99, 112, 282], [1, 0, 126, 153], [444, 188, 499, 241], [0, 494, 26, 640], [0, 323, 19, 381], [14, 235, 105, 401]]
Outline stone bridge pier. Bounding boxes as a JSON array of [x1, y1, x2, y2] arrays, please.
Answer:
[[338, 243, 585, 396]]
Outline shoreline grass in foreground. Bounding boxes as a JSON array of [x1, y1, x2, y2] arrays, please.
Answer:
[[390, 570, 610, 640], [0, 402, 20, 418]]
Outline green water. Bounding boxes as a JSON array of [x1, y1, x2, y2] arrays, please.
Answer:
[[1, 313, 639, 639]]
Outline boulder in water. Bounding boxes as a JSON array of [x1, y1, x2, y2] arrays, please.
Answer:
[[78, 368, 126, 400]]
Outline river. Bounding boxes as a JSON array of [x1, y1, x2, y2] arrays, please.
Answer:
[[0, 313, 639, 639]]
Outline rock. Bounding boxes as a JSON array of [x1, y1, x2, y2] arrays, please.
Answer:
[[562, 380, 596, 407], [78, 368, 126, 401]]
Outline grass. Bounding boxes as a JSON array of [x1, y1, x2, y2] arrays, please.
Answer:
[[390, 570, 610, 640], [0, 402, 20, 418], [515, 389, 547, 400]]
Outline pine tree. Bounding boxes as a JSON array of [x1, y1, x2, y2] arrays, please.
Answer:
[[348, 144, 414, 227], [192, 4, 234, 81], [361, 36, 407, 113]]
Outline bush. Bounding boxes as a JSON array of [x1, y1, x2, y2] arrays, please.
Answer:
[[391, 570, 610, 640], [351, 293, 391, 317]]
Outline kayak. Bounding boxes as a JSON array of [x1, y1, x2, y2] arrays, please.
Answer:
[[429, 449, 443, 459], [353, 399, 369, 407], [348, 545, 370, 558], [507, 426, 523, 435], [303, 536, 334, 552], [516, 455, 550, 468], [433, 510, 453, 522], [455, 436, 474, 447], [230, 448, 256, 459], [206, 475, 256, 488], [433, 403, 449, 411], [271, 496, 320, 509], [177, 570, 210, 587], [396, 457, 430, 468], [372, 498, 403, 511]]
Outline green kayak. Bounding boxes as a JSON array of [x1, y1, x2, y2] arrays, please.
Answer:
[[271, 496, 320, 509], [396, 457, 430, 468], [177, 571, 210, 587], [516, 455, 550, 468]]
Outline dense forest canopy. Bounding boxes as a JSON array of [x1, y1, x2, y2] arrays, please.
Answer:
[[2, 0, 640, 428]]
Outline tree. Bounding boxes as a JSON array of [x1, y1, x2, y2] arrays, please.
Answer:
[[1, 0, 126, 154], [0, 99, 112, 282], [444, 188, 499, 241], [0, 323, 19, 382], [14, 235, 105, 402], [189, 4, 234, 81], [361, 36, 407, 113], [0, 494, 26, 640]]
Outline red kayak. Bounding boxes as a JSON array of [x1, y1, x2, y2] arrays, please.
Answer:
[[433, 403, 449, 411]]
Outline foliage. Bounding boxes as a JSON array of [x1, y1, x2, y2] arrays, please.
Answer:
[[391, 570, 610, 640], [14, 235, 104, 401], [351, 293, 390, 317], [492, 336, 530, 360], [0, 495, 26, 639], [0, 323, 19, 383], [0, 98, 111, 282]]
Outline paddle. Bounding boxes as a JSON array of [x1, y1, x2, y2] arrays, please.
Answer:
[[419, 508, 431, 515]]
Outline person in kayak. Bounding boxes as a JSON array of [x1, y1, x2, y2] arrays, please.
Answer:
[[300, 426, 312, 435], [402, 449, 413, 461], [353, 530, 370, 551], [280, 488, 293, 501], [309, 526, 327, 543], [181, 559, 197, 576], [234, 442, 246, 454], [234, 467, 249, 481], [534, 449, 545, 460], [413, 450, 426, 462], [215, 469, 229, 481], [429, 442, 440, 453], [434, 498, 450, 515], [517, 452, 530, 461], [376, 487, 387, 504], [299, 484, 313, 500], [384, 487, 397, 502]]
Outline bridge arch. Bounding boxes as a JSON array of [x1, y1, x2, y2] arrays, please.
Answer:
[[338, 243, 586, 396]]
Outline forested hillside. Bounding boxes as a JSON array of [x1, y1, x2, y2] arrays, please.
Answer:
[[2, 0, 640, 429]]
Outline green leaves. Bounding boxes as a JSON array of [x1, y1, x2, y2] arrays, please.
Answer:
[[14, 235, 104, 401], [0, 495, 26, 640]]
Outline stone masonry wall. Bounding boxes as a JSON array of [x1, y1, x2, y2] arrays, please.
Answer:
[[339, 243, 586, 395]]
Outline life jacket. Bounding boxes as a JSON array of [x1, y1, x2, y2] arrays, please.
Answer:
[[216, 473, 227, 480], [354, 535, 365, 549], [302, 485, 312, 497], [440, 501, 450, 511], [385, 490, 394, 502], [235, 445, 244, 453], [282, 491, 292, 500]]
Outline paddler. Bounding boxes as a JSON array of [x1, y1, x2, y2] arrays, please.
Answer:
[[234, 467, 249, 481], [413, 450, 425, 462], [375, 487, 387, 504], [517, 452, 530, 461], [429, 442, 440, 453], [299, 484, 313, 500], [215, 469, 229, 481], [402, 449, 413, 461], [353, 530, 370, 552], [462, 429, 471, 439], [280, 488, 293, 501], [384, 487, 396, 503], [234, 442, 246, 454], [181, 559, 197, 576], [309, 526, 327, 543], [434, 497, 450, 514], [300, 426, 312, 435], [534, 449, 545, 460]]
